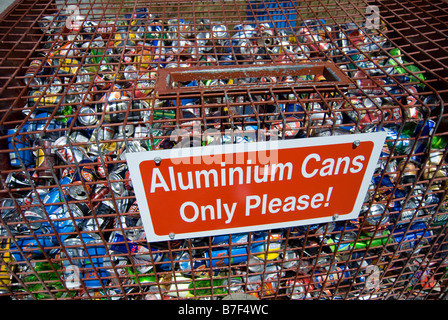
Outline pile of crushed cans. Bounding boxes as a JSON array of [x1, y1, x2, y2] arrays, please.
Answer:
[[1, 7, 447, 300]]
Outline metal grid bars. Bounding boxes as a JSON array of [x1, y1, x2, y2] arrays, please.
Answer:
[[0, 0, 448, 300]]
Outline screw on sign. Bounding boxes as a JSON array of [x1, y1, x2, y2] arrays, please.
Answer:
[[0, 4, 447, 300]]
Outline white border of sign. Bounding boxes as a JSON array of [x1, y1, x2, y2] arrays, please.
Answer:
[[126, 132, 387, 242]]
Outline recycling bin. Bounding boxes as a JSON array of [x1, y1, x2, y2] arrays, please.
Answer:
[[0, 0, 448, 300]]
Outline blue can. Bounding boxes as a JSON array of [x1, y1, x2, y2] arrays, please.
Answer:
[[10, 226, 54, 262], [285, 102, 304, 113], [48, 203, 83, 244], [410, 119, 435, 164], [219, 54, 236, 65], [27, 112, 67, 140], [157, 252, 182, 271], [313, 265, 349, 289], [7, 124, 33, 167], [346, 49, 363, 64], [151, 46, 166, 67], [110, 232, 164, 263], [386, 85, 405, 97], [204, 246, 248, 267], [125, 7, 149, 20], [212, 232, 249, 246], [42, 176, 72, 215], [149, 24, 163, 47], [395, 75, 411, 83], [391, 221, 433, 252], [177, 251, 208, 277], [43, 188, 64, 216], [110, 232, 142, 254], [171, 80, 199, 105], [80, 234, 109, 288], [372, 174, 406, 213]]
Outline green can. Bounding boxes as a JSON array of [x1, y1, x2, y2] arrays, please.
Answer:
[[387, 48, 426, 86], [188, 278, 226, 297], [327, 230, 390, 252], [19, 262, 75, 299], [127, 267, 157, 285]]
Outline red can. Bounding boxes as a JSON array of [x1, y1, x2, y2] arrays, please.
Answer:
[[286, 274, 313, 299]]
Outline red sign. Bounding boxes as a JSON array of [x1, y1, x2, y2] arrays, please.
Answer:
[[126, 132, 386, 242]]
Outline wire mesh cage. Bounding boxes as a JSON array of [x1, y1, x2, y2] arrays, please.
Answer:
[[0, 0, 448, 300]]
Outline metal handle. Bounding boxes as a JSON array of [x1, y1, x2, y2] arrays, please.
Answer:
[[155, 62, 352, 95]]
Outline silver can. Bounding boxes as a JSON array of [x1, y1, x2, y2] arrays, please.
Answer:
[[61, 237, 83, 289], [212, 23, 228, 41], [98, 126, 115, 141], [47, 76, 63, 94], [365, 203, 389, 226], [69, 131, 90, 144], [68, 183, 90, 200], [123, 65, 138, 81], [53, 136, 89, 164], [109, 164, 128, 194], [78, 106, 98, 126]]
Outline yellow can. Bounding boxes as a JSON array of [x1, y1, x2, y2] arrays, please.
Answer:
[[0, 239, 13, 294]]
